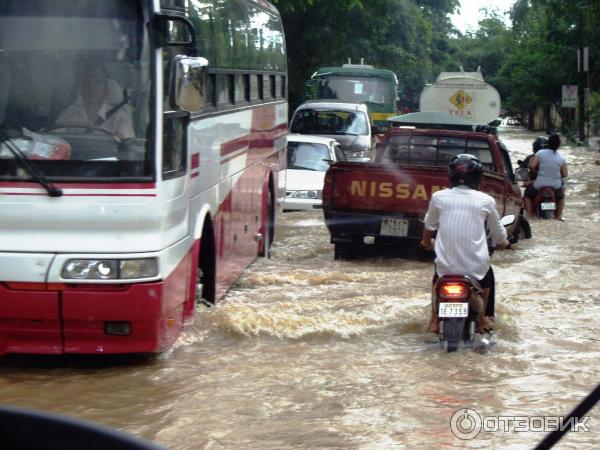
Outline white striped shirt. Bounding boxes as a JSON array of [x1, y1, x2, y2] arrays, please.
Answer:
[[424, 186, 507, 280]]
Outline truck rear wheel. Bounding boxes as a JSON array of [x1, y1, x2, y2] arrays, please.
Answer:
[[334, 241, 361, 260], [334, 243, 350, 260]]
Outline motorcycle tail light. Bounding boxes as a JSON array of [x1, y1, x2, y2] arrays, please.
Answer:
[[438, 282, 470, 300]]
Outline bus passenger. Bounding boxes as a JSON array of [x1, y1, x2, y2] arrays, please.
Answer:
[[55, 68, 134, 140]]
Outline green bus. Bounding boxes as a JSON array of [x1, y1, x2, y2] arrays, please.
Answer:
[[304, 63, 400, 129]]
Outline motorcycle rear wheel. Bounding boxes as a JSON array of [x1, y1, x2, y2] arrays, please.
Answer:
[[443, 318, 466, 353]]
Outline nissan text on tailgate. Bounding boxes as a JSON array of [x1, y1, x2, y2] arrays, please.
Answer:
[[322, 128, 529, 259]]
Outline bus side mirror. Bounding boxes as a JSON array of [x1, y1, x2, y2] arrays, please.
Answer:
[[396, 88, 402, 102], [154, 14, 195, 47], [173, 56, 209, 113], [304, 80, 316, 100]]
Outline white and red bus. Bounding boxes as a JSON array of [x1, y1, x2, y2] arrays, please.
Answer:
[[0, 0, 287, 354]]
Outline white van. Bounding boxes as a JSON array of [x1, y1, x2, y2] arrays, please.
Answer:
[[289, 101, 374, 162]]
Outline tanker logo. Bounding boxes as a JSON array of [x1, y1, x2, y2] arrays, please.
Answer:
[[449, 90, 473, 110]]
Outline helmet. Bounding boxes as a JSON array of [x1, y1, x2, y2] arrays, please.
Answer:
[[448, 154, 483, 189], [532, 136, 548, 152]]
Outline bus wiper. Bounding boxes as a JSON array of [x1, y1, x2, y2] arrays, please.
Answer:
[[0, 128, 63, 197]]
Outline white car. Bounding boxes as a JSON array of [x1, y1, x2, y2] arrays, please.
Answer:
[[284, 134, 345, 211]]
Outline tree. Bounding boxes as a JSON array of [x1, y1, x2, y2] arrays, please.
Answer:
[[271, 0, 459, 111]]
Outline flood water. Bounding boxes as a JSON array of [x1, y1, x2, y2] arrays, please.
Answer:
[[1, 126, 599, 449]]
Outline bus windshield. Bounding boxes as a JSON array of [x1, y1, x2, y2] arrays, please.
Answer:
[[317, 76, 394, 105], [0, 0, 152, 181]]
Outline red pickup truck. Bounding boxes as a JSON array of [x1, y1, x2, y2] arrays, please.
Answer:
[[322, 127, 530, 259]]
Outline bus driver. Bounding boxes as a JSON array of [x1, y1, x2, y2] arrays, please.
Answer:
[[55, 68, 134, 140]]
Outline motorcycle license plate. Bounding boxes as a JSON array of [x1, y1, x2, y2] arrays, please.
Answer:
[[540, 202, 556, 211], [380, 218, 408, 236], [439, 302, 468, 318]]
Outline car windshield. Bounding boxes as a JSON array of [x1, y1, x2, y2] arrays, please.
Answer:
[[287, 142, 331, 171], [0, 0, 152, 181], [290, 108, 369, 135], [317, 75, 393, 105]]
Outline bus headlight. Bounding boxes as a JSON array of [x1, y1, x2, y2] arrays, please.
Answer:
[[62, 258, 158, 280], [120, 259, 158, 279]]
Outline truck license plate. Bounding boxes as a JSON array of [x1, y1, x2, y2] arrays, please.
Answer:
[[540, 202, 556, 211], [439, 302, 469, 318], [380, 218, 408, 237]]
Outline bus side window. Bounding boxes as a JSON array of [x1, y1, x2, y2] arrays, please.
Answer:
[[163, 117, 186, 179]]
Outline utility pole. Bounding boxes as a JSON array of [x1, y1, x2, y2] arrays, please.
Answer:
[[577, 0, 600, 142], [577, 9, 586, 142]]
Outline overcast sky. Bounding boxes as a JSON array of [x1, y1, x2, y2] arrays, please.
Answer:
[[451, 0, 515, 33]]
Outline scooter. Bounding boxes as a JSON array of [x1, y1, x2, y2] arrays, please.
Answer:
[[515, 165, 557, 220], [434, 215, 514, 353], [435, 274, 484, 352]]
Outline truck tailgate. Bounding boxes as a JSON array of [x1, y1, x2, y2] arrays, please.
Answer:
[[326, 162, 448, 214]]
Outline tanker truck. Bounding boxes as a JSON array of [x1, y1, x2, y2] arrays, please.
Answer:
[[419, 68, 501, 127]]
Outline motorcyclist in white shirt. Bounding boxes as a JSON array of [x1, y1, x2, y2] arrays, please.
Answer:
[[421, 154, 509, 334]]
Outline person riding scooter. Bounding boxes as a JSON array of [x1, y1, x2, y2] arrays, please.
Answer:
[[421, 154, 509, 334], [522, 136, 548, 216], [521, 136, 548, 171], [525, 133, 568, 220]]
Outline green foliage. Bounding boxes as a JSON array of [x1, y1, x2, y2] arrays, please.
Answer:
[[272, 0, 459, 110], [589, 92, 600, 135], [273, 0, 599, 126]]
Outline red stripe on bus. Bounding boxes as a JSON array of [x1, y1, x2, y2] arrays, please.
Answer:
[[191, 153, 200, 169], [220, 137, 249, 158]]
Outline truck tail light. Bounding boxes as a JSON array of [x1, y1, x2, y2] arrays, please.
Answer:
[[322, 172, 333, 208]]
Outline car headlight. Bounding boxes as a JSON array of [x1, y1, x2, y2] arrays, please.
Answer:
[[291, 190, 319, 199], [62, 258, 158, 280], [347, 151, 367, 159]]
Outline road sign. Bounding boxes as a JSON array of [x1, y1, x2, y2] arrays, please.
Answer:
[[562, 85, 578, 108]]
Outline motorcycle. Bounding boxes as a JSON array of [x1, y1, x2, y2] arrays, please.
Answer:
[[533, 186, 557, 219], [515, 165, 557, 220], [435, 274, 484, 352], [434, 215, 515, 353]]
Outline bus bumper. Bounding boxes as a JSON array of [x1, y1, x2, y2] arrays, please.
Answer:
[[0, 278, 188, 355]]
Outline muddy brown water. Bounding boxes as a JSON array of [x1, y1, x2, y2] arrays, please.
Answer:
[[1, 126, 599, 449]]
